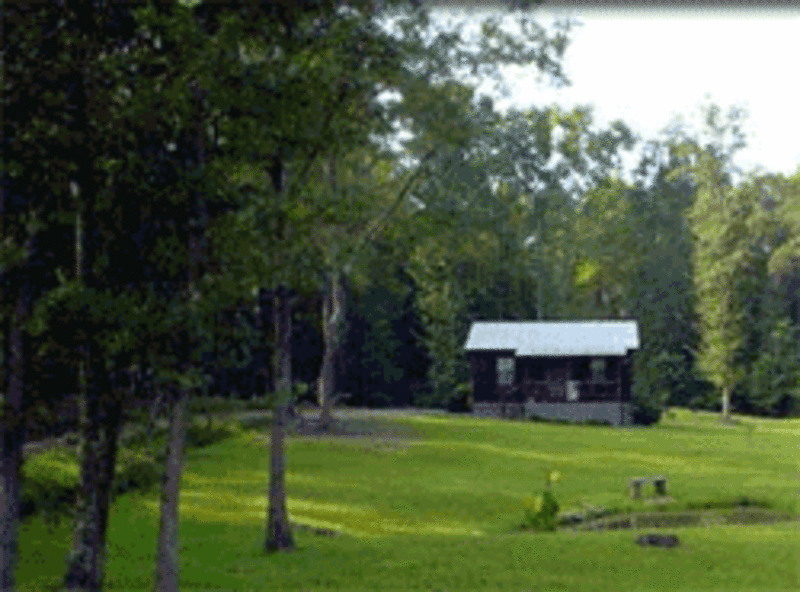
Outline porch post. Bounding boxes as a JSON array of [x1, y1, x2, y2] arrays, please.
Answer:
[[566, 358, 573, 401], [617, 355, 623, 425]]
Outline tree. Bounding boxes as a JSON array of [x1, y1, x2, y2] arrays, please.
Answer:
[[301, 142, 437, 422], [749, 171, 800, 323], [684, 151, 747, 421], [219, 154, 325, 553], [566, 177, 643, 319], [1, 3, 142, 588], [728, 171, 800, 416], [664, 100, 750, 421], [626, 141, 707, 415], [447, 103, 636, 326], [748, 318, 800, 416], [401, 98, 638, 407], [8, 4, 240, 588], [214, 0, 574, 550]]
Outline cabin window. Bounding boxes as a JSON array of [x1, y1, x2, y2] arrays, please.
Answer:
[[496, 357, 515, 386], [591, 358, 605, 381]]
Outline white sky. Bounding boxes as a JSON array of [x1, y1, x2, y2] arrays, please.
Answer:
[[434, 6, 800, 181]]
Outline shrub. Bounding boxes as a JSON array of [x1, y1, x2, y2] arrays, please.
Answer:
[[121, 422, 168, 452], [21, 448, 79, 525], [188, 395, 246, 416], [23, 445, 167, 524], [367, 392, 395, 408], [521, 470, 562, 532], [21, 413, 245, 526], [293, 382, 317, 406], [185, 417, 243, 448], [114, 449, 162, 496], [447, 383, 473, 412], [631, 395, 662, 426], [243, 396, 275, 411], [522, 490, 560, 532]]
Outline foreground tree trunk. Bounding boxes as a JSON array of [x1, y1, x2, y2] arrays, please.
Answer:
[[1, 294, 28, 591], [155, 389, 188, 592], [154, 77, 206, 591], [63, 353, 124, 591], [254, 288, 272, 398], [317, 272, 346, 431], [265, 286, 295, 553]]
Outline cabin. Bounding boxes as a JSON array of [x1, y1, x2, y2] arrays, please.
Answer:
[[463, 320, 639, 426]]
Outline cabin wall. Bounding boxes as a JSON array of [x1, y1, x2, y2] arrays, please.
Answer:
[[472, 353, 633, 403], [468, 350, 518, 403]]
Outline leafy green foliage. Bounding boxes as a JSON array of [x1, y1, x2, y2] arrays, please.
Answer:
[[568, 177, 642, 318], [521, 490, 560, 531], [630, 393, 663, 426], [447, 382, 474, 412], [185, 417, 243, 449], [20, 449, 80, 526], [113, 449, 164, 497], [678, 139, 748, 415], [19, 415, 244, 527], [521, 470, 561, 531], [747, 319, 800, 416]]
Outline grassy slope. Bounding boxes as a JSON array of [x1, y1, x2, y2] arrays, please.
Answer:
[[17, 408, 800, 591]]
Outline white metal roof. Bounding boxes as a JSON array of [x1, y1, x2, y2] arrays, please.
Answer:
[[463, 321, 639, 357]]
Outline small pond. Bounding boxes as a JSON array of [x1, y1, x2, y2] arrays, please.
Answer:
[[561, 508, 799, 531]]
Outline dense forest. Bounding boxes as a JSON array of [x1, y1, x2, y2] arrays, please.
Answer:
[[2, 1, 799, 590], [192, 103, 800, 422]]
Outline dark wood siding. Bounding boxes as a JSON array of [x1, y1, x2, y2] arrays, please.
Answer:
[[469, 352, 635, 404], [469, 352, 495, 402], [469, 350, 519, 402]]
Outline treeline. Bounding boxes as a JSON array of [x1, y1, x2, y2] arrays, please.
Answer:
[[186, 104, 800, 422]]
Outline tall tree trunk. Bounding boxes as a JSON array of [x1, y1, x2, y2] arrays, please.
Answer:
[[63, 351, 124, 591], [317, 272, 346, 431], [155, 389, 187, 592], [266, 286, 295, 553], [1, 293, 27, 591], [63, 43, 128, 589], [155, 79, 206, 588], [254, 288, 272, 398]]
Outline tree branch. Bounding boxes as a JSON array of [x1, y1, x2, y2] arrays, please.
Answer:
[[342, 147, 437, 276]]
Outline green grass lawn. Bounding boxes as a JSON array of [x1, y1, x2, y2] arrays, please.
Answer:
[[17, 408, 800, 591]]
